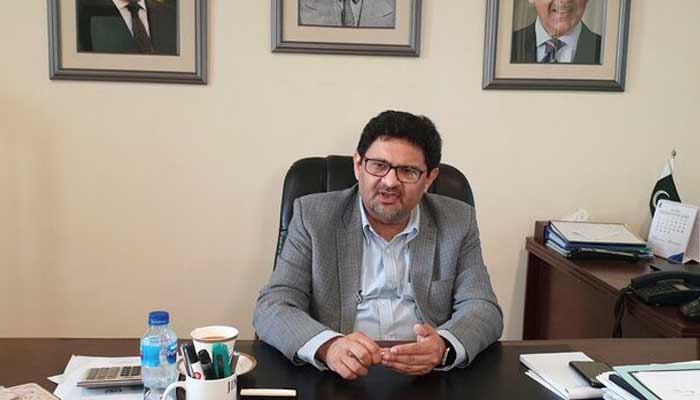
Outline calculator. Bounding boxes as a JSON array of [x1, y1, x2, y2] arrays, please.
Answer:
[[76, 365, 142, 388]]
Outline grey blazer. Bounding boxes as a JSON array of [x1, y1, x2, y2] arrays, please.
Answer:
[[253, 186, 503, 364], [299, 0, 395, 28]]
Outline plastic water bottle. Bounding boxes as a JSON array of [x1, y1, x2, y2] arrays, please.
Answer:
[[140, 311, 178, 400]]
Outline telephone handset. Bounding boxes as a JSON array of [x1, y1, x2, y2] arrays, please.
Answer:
[[630, 271, 700, 305]]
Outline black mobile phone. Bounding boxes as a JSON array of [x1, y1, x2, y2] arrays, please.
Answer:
[[569, 361, 612, 388]]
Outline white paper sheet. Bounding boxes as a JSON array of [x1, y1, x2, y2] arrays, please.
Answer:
[[53, 355, 143, 400], [633, 370, 700, 400], [525, 370, 566, 399], [520, 352, 604, 399]]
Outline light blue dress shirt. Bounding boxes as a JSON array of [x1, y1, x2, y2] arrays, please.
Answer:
[[296, 199, 467, 371]]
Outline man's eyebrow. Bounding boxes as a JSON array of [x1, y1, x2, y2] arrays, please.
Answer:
[[366, 157, 424, 170]]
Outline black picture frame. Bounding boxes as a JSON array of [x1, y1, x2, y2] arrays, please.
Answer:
[[482, 0, 631, 91], [47, 0, 207, 84], [271, 0, 421, 57]]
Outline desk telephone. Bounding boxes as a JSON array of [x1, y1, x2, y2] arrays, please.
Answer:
[[630, 271, 700, 305], [614, 270, 700, 337]]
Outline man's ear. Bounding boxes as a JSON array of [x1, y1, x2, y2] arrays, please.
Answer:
[[424, 167, 440, 192], [353, 153, 362, 181]]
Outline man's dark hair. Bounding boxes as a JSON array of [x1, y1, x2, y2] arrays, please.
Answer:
[[356, 110, 442, 171]]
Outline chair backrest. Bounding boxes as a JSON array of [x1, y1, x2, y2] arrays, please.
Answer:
[[274, 155, 474, 268]]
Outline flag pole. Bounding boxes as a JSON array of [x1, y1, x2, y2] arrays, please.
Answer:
[[671, 149, 677, 172]]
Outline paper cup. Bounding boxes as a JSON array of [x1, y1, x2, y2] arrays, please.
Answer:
[[190, 325, 238, 359]]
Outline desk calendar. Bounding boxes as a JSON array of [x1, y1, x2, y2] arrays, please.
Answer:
[[648, 200, 700, 263]]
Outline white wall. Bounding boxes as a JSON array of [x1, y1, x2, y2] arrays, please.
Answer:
[[1, 1, 699, 340]]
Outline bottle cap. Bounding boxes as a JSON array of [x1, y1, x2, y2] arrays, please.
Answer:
[[148, 311, 169, 326]]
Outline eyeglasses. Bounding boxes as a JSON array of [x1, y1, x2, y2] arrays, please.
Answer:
[[363, 158, 425, 184]]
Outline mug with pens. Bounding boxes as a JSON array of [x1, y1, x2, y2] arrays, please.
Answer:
[[181, 342, 240, 381], [165, 325, 296, 399], [163, 326, 240, 400]]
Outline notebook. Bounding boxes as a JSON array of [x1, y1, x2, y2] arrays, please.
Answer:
[[549, 221, 646, 246], [520, 352, 604, 399]]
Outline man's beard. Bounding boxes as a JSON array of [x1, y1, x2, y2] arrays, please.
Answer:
[[369, 188, 409, 223]]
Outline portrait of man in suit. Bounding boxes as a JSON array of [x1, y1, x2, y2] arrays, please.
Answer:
[[511, 0, 603, 64], [77, 0, 178, 55], [299, 0, 396, 28]]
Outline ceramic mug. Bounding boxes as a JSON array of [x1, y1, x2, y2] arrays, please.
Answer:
[[162, 373, 236, 400]]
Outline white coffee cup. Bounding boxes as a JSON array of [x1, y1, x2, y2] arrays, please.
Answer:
[[190, 325, 239, 359], [163, 373, 236, 400]]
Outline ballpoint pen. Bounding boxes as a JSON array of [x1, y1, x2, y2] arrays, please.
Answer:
[[181, 343, 203, 379], [230, 350, 240, 375]]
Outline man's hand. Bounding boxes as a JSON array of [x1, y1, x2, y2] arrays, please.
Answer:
[[380, 324, 446, 375], [316, 332, 383, 380]]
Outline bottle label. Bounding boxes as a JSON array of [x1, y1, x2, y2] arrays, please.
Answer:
[[141, 343, 161, 368], [166, 341, 177, 365]]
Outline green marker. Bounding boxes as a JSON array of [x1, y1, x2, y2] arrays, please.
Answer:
[[211, 343, 231, 378]]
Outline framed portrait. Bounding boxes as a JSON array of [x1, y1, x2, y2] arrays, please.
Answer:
[[47, 0, 207, 84], [271, 0, 421, 56], [483, 0, 631, 91]]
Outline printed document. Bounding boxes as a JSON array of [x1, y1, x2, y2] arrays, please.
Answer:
[[53, 355, 143, 400]]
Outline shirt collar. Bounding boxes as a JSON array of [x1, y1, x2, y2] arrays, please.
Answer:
[[113, 0, 147, 10], [358, 196, 420, 243], [534, 17, 582, 48]]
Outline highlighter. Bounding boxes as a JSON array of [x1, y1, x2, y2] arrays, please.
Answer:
[[212, 343, 231, 379]]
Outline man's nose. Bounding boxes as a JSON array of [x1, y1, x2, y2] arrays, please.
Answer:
[[381, 168, 401, 187]]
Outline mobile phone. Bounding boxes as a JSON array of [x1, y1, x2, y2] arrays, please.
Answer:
[[569, 361, 612, 388]]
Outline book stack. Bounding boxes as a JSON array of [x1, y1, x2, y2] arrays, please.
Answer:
[[520, 352, 604, 399], [546, 221, 653, 261]]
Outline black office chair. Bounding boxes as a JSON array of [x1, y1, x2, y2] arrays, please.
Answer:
[[273, 155, 474, 269]]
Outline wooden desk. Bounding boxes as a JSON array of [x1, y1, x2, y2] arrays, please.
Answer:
[[524, 221, 700, 339], [2, 338, 698, 400]]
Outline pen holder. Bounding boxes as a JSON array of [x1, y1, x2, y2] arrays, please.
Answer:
[[162, 373, 236, 400]]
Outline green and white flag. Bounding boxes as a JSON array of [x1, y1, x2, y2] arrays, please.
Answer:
[[649, 157, 681, 216]]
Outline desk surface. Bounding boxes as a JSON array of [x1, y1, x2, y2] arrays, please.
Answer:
[[2, 338, 699, 400]]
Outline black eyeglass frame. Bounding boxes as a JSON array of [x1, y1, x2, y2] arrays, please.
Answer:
[[362, 157, 426, 184]]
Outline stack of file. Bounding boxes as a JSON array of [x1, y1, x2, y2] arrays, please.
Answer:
[[545, 221, 653, 261], [596, 372, 642, 400], [608, 360, 700, 400], [520, 352, 604, 399]]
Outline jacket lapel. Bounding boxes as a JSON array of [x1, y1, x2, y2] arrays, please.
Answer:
[[573, 23, 600, 64], [337, 188, 363, 334], [523, 23, 538, 63], [409, 202, 437, 326]]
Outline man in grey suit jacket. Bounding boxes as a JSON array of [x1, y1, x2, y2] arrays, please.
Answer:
[[254, 111, 503, 380], [299, 0, 396, 28]]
